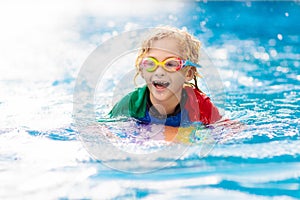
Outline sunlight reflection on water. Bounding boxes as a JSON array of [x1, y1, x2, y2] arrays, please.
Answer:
[[0, 0, 299, 199]]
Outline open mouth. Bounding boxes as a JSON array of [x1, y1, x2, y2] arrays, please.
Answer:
[[152, 80, 170, 89]]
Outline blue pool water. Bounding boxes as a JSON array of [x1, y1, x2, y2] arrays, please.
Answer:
[[0, 1, 299, 199]]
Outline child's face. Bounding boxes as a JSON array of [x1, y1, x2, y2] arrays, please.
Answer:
[[140, 37, 193, 106]]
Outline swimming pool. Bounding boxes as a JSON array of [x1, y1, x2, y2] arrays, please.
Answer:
[[0, 1, 299, 199]]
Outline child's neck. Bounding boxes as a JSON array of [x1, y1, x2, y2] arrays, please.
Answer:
[[150, 93, 182, 115]]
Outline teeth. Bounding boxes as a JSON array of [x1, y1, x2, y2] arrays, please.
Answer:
[[152, 80, 170, 88]]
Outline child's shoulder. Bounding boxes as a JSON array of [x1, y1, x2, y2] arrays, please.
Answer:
[[183, 85, 210, 102]]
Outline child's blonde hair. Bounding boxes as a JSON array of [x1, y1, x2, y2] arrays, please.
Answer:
[[135, 26, 202, 91]]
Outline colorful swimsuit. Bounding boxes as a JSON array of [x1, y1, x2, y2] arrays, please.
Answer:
[[109, 85, 222, 127]]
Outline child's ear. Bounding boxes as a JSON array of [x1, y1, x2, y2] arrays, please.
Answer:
[[185, 67, 194, 81]]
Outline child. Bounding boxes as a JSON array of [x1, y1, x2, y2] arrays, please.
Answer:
[[109, 26, 222, 127]]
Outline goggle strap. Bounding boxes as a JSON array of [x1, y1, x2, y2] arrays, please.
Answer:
[[184, 60, 202, 68]]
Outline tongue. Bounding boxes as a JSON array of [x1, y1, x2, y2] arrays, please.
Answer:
[[156, 84, 166, 89]]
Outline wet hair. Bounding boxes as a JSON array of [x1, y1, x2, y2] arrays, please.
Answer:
[[134, 26, 202, 91]]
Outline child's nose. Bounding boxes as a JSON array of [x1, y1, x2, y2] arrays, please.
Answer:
[[154, 64, 167, 76]]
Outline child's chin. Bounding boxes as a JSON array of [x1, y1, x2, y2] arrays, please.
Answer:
[[151, 91, 171, 102]]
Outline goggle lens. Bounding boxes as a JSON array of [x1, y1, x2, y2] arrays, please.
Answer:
[[140, 57, 183, 72]]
